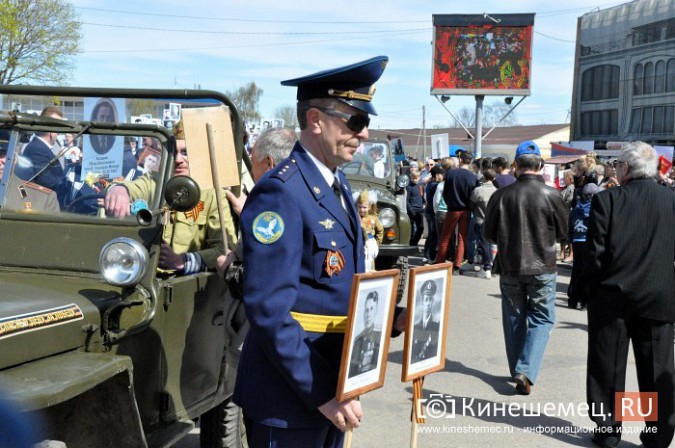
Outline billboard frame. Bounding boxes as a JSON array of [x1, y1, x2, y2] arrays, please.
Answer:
[[431, 13, 535, 96]]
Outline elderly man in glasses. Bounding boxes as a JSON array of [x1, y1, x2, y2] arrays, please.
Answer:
[[233, 56, 390, 448]]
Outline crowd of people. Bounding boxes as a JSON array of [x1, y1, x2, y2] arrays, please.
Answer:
[[2, 56, 673, 448]]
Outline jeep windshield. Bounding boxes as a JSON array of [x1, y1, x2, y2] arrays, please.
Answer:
[[339, 141, 393, 180], [0, 87, 244, 223]]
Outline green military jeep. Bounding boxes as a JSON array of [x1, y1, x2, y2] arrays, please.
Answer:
[[339, 139, 416, 301], [0, 86, 247, 448]]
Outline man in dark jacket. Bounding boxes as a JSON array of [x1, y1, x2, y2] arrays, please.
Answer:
[[483, 141, 567, 395], [583, 141, 675, 448]]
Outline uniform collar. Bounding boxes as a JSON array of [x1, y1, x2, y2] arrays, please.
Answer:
[[301, 143, 339, 188]]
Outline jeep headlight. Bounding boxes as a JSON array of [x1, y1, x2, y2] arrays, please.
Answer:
[[99, 238, 148, 286], [379, 207, 396, 228]]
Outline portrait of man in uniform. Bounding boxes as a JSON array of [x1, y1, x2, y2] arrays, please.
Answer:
[[348, 291, 382, 378], [411, 279, 441, 363], [89, 98, 118, 155]]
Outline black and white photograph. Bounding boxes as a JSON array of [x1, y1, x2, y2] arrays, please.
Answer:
[[337, 269, 399, 401], [402, 263, 452, 382]]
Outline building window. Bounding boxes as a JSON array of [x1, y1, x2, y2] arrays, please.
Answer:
[[655, 60, 666, 94], [642, 107, 653, 133], [653, 106, 665, 133], [634, 63, 644, 95], [630, 108, 641, 134], [665, 106, 674, 134], [579, 109, 618, 136], [580, 65, 620, 102], [644, 62, 654, 94], [667, 59, 675, 92]]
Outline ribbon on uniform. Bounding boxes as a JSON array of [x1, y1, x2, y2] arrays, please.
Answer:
[[184, 201, 205, 221]]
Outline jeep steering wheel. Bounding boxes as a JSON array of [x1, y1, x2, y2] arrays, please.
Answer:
[[341, 162, 374, 176], [65, 193, 105, 215]]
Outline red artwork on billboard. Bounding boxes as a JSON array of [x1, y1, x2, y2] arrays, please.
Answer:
[[432, 25, 533, 95]]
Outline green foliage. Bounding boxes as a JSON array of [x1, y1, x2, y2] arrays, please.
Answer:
[[226, 82, 263, 124], [0, 0, 81, 85], [273, 104, 298, 130]]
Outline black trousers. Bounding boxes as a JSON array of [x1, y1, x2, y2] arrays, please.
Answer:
[[587, 300, 675, 448]]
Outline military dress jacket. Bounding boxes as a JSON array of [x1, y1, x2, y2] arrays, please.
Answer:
[[234, 143, 365, 428], [411, 318, 440, 363], [122, 173, 236, 269]]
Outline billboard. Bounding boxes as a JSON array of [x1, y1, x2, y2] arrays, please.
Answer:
[[431, 14, 535, 96]]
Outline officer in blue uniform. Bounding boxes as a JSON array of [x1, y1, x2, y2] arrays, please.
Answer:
[[234, 56, 388, 448]]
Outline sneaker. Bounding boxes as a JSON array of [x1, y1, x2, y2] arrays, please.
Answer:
[[477, 269, 492, 279], [473, 264, 481, 272]]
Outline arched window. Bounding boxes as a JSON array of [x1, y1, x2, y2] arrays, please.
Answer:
[[666, 59, 675, 92], [580, 64, 620, 102], [654, 60, 665, 94], [644, 62, 654, 94], [634, 64, 644, 95]]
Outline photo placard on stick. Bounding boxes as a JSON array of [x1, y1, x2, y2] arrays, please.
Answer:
[[336, 269, 400, 402], [402, 263, 453, 382], [181, 106, 239, 189]]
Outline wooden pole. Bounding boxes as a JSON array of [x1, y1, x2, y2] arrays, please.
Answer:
[[410, 377, 424, 448], [205, 123, 229, 253], [344, 425, 353, 448]]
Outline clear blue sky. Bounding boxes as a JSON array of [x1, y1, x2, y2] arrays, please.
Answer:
[[71, 1, 627, 130]]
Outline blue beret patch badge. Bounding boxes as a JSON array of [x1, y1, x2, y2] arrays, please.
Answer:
[[253, 211, 284, 244]]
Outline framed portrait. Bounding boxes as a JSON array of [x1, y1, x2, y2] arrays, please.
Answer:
[[336, 269, 400, 401], [402, 263, 453, 382]]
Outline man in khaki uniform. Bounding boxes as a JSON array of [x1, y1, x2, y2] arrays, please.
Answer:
[[103, 123, 236, 274], [0, 145, 60, 213]]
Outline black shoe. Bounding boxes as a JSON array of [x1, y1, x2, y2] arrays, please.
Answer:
[[591, 432, 620, 448], [513, 373, 531, 395]]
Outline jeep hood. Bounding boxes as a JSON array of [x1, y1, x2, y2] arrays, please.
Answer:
[[0, 272, 115, 371]]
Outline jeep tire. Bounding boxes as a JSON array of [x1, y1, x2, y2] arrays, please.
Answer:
[[199, 396, 247, 448]]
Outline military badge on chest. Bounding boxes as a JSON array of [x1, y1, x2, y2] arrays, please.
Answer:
[[325, 248, 345, 277]]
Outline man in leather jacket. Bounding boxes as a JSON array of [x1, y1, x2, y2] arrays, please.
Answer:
[[483, 141, 567, 395]]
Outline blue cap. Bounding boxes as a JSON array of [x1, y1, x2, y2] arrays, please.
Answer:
[[281, 56, 388, 116], [515, 140, 541, 158]]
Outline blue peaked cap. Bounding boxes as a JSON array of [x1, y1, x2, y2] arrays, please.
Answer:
[[515, 140, 541, 158], [281, 56, 389, 116]]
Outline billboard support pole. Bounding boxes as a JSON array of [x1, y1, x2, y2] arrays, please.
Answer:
[[475, 95, 484, 158]]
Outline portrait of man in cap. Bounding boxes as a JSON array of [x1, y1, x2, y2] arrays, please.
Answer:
[[411, 279, 441, 363], [348, 290, 382, 378]]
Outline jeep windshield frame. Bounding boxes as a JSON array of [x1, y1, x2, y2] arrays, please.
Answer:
[[0, 85, 244, 274]]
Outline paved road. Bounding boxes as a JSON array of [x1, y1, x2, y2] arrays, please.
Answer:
[[176, 256, 647, 448]]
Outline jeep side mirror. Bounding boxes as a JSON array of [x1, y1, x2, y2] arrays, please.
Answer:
[[164, 175, 201, 212], [135, 175, 201, 226], [395, 174, 410, 193]]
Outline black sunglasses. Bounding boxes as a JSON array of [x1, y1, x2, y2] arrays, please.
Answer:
[[313, 107, 370, 133]]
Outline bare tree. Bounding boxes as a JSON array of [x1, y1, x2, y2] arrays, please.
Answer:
[[226, 82, 263, 124], [273, 105, 298, 129], [448, 102, 518, 128], [0, 0, 81, 85]]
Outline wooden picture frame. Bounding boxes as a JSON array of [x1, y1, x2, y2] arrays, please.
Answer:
[[402, 263, 453, 382], [336, 269, 400, 401]]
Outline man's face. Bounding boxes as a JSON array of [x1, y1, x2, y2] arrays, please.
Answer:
[[422, 292, 434, 320], [311, 103, 369, 170], [96, 104, 114, 122], [173, 139, 189, 176], [250, 146, 271, 183], [614, 160, 629, 184], [364, 297, 377, 330]]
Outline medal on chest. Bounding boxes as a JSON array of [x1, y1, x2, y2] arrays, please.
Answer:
[[324, 249, 345, 277]]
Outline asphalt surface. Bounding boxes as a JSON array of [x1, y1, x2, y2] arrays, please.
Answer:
[[175, 255, 648, 448]]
